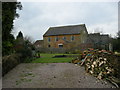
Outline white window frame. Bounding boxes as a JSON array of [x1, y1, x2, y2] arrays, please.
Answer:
[[58, 43, 63, 48]]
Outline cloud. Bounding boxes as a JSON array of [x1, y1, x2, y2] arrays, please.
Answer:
[[87, 21, 118, 37], [13, 2, 118, 41]]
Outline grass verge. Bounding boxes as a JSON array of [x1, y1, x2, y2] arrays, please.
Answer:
[[32, 53, 79, 63]]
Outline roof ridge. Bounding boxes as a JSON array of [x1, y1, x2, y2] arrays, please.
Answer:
[[50, 24, 85, 28], [43, 24, 86, 36]]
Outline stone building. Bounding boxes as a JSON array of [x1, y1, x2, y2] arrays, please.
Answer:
[[35, 24, 112, 53], [88, 33, 111, 50], [34, 40, 43, 49], [43, 24, 91, 52]]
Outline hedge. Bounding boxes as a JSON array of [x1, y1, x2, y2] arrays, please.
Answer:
[[2, 54, 21, 76]]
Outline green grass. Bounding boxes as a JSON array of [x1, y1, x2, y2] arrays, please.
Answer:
[[32, 54, 79, 63]]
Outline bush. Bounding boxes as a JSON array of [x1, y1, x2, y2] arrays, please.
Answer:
[[18, 47, 32, 63], [22, 57, 33, 63], [2, 54, 20, 76], [14, 38, 33, 63]]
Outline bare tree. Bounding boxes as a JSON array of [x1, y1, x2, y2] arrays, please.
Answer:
[[24, 35, 34, 44], [94, 27, 103, 34]]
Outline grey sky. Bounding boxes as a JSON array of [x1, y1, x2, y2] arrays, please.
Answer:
[[13, 2, 118, 41]]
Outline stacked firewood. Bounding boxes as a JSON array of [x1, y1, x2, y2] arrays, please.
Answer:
[[83, 50, 114, 79], [72, 48, 120, 88]]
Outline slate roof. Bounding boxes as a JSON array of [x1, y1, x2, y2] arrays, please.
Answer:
[[43, 24, 86, 36]]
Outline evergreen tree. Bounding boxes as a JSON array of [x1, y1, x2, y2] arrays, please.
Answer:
[[2, 2, 22, 56], [17, 31, 23, 39]]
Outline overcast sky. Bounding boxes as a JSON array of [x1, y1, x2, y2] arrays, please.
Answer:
[[13, 1, 118, 41]]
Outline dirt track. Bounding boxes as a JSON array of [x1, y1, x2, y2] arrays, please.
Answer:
[[3, 63, 115, 88]]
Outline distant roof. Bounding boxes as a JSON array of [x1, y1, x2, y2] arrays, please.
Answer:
[[34, 40, 43, 45], [88, 33, 109, 37], [88, 33, 110, 44], [43, 24, 87, 36]]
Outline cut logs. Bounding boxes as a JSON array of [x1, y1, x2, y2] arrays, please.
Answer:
[[72, 48, 120, 88]]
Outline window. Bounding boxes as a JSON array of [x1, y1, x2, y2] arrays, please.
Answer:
[[48, 37, 50, 42], [58, 44, 63, 48], [55, 37, 59, 42], [71, 36, 74, 41], [59, 45, 63, 48], [48, 45, 51, 47], [63, 36, 66, 40]]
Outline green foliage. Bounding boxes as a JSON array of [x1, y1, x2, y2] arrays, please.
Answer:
[[22, 57, 33, 63], [2, 2, 22, 56], [14, 37, 33, 63], [2, 54, 20, 76], [2, 40, 14, 55], [15, 32, 35, 63], [17, 31, 23, 39]]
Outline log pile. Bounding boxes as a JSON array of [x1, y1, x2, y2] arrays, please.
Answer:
[[72, 48, 120, 88]]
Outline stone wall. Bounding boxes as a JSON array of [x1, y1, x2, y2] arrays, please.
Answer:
[[43, 29, 89, 53], [43, 34, 81, 49]]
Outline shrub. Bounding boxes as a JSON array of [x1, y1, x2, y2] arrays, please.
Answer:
[[14, 37, 33, 63], [22, 57, 33, 63], [2, 54, 20, 76], [18, 46, 32, 63]]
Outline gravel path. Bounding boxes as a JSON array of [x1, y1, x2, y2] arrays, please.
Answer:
[[3, 63, 115, 88]]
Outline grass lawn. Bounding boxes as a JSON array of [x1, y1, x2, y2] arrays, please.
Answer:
[[32, 54, 79, 63]]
